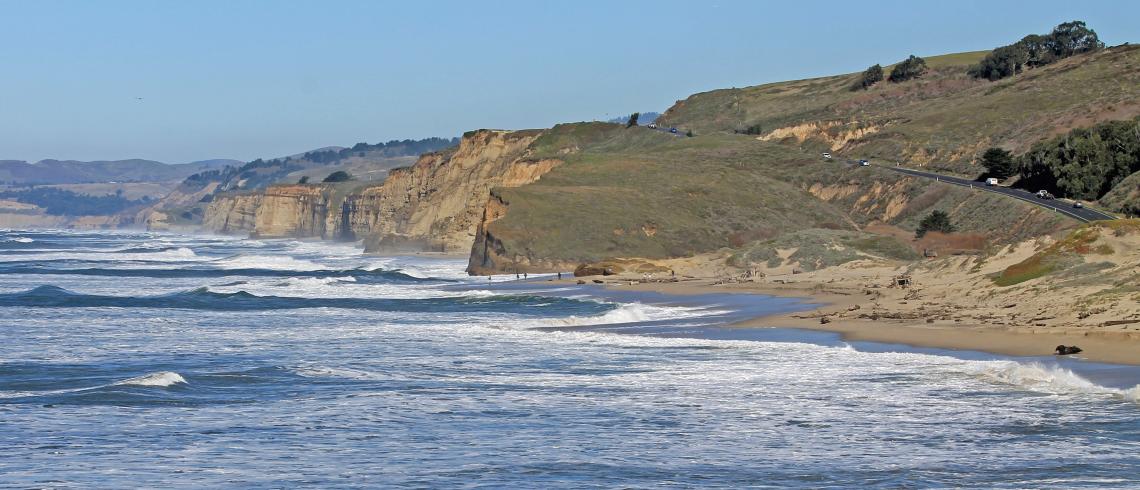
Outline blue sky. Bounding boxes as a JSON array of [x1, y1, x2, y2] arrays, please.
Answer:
[[2, 0, 1138, 163]]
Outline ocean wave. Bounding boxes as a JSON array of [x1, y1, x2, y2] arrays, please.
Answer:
[[213, 254, 326, 271], [0, 285, 615, 316], [0, 247, 201, 263], [0, 264, 436, 282], [112, 371, 187, 387], [548, 302, 727, 327], [4, 237, 34, 243], [0, 370, 188, 400], [974, 362, 1140, 403]]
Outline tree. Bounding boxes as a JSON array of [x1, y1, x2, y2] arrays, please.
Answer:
[[298, 176, 310, 184], [1014, 116, 1140, 200], [686, 129, 693, 137], [888, 55, 927, 83], [322, 171, 353, 183], [969, 21, 1104, 81], [851, 64, 883, 91], [916, 210, 956, 238], [1048, 21, 1103, 58], [980, 147, 1016, 179], [626, 112, 639, 128]]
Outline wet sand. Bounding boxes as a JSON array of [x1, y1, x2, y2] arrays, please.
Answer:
[[549, 277, 1140, 366]]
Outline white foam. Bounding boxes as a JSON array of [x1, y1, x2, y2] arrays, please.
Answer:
[[549, 302, 725, 327], [114, 371, 187, 387], [213, 254, 325, 271], [8, 237, 34, 243], [974, 362, 1140, 403], [155, 247, 197, 259], [283, 276, 352, 287], [0, 246, 202, 263]]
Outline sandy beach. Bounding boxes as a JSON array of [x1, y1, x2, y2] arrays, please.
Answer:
[[551, 232, 1140, 365]]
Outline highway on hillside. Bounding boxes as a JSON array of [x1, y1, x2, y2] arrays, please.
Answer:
[[886, 166, 1117, 222]]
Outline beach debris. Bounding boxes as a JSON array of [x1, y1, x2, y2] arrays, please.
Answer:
[[820, 316, 832, 324], [1103, 319, 1140, 327], [891, 274, 912, 288], [1054, 345, 1083, 355], [576, 280, 586, 285], [592, 279, 604, 284]]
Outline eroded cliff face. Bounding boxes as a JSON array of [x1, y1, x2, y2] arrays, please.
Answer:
[[199, 129, 559, 253], [202, 193, 263, 235], [357, 131, 557, 253], [758, 120, 884, 152]]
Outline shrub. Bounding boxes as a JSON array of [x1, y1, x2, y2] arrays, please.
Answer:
[[888, 55, 927, 83], [298, 176, 310, 184], [851, 64, 883, 91], [738, 123, 764, 135], [915, 210, 955, 238], [322, 171, 353, 183]]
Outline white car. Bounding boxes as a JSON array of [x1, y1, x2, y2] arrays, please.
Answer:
[[822, 152, 832, 159], [647, 123, 657, 129], [858, 160, 870, 166], [985, 178, 999, 186]]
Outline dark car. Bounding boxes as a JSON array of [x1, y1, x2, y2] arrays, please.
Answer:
[[1073, 202, 1084, 209], [669, 127, 678, 134]]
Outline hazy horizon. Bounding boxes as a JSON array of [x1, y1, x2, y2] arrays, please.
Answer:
[[3, 0, 1138, 163]]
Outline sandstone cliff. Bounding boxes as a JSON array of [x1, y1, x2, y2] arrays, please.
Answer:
[[199, 129, 559, 253]]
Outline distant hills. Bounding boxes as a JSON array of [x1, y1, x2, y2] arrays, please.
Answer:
[[181, 136, 462, 193], [0, 158, 239, 185], [607, 112, 661, 126], [1, 136, 460, 224]]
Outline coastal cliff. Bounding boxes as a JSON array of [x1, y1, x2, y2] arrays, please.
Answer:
[[193, 46, 1136, 277], [199, 129, 558, 252]]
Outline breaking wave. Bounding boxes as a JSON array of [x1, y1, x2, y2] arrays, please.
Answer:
[[112, 371, 187, 387], [0, 264, 436, 282], [975, 361, 1140, 403], [548, 302, 726, 327], [0, 285, 615, 316]]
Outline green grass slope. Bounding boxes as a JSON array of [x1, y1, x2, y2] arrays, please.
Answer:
[[473, 124, 1067, 271], [657, 46, 1140, 174]]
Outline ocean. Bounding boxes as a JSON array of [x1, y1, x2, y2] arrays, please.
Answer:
[[2, 229, 1139, 488]]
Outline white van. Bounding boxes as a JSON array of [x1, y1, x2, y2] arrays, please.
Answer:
[[985, 178, 999, 186]]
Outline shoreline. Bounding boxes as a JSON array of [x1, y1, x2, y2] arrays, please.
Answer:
[[549, 277, 1140, 366]]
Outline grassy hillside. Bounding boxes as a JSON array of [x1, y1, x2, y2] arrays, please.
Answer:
[[477, 124, 1067, 270], [1100, 170, 1140, 216], [657, 46, 1140, 175]]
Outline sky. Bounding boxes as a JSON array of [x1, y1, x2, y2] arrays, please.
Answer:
[[2, 0, 1138, 164]]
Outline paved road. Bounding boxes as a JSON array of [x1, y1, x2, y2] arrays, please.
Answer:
[[646, 125, 686, 137], [886, 166, 1116, 222]]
